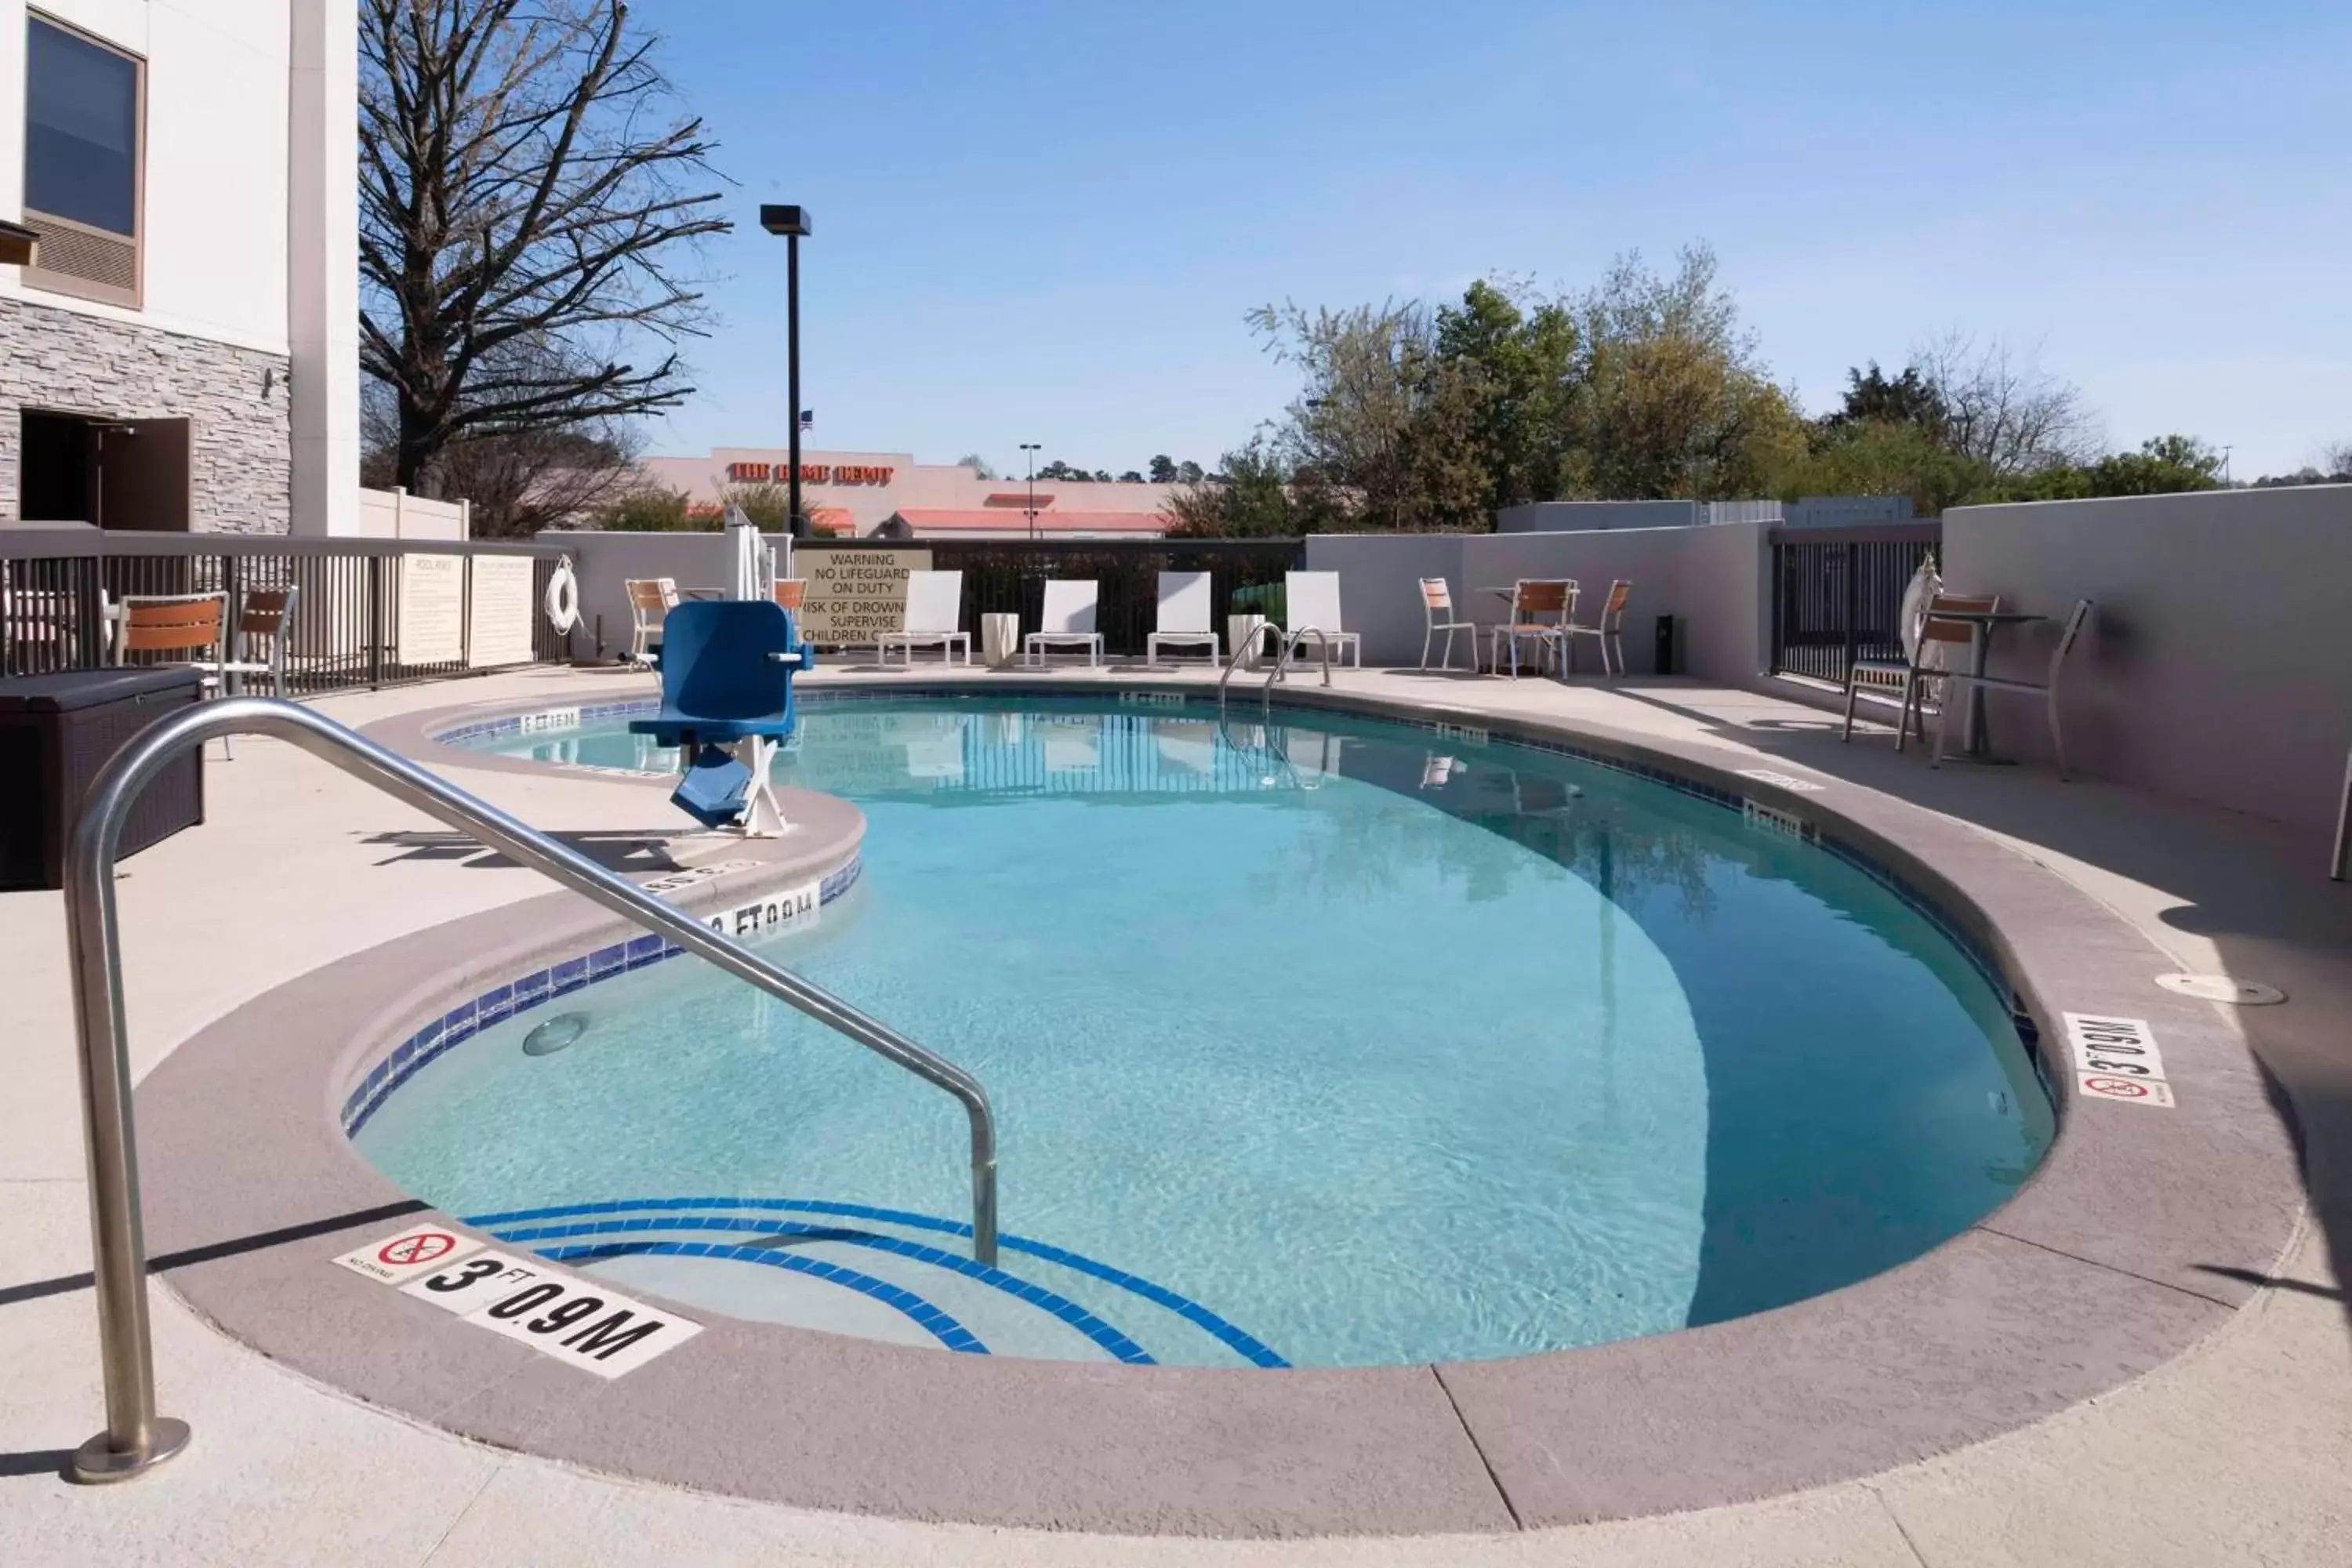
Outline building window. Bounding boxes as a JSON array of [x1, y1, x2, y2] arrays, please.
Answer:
[[23, 13, 143, 307]]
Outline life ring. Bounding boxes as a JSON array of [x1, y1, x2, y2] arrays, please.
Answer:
[[543, 559, 581, 633]]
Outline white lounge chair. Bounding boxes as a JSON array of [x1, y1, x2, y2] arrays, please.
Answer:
[[876, 570, 971, 666], [1145, 571, 1221, 666], [1283, 571, 1362, 668], [1024, 579, 1105, 667]]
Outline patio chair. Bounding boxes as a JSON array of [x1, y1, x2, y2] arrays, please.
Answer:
[[1417, 579, 1476, 671], [1145, 571, 1221, 666], [1488, 579, 1573, 679], [1024, 579, 1105, 667], [1842, 592, 1998, 751], [624, 577, 678, 666], [876, 570, 971, 666], [1283, 571, 1362, 667], [1934, 599, 2095, 779], [627, 600, 815, 836], [1559, 580, 1632, 678], [108, 593, 238, 757], [771, 579, 808, 612]]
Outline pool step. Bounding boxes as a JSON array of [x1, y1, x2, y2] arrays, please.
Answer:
[[464, 1197, 1286, 1369]]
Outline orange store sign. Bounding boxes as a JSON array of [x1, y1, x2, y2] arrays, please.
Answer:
[[726, 462, 895, 485]]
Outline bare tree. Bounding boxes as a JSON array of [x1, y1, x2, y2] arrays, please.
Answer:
[[2323, 440, 2352, 477], [1911, 333, 2101, 476], [360, 0, 729, 494]]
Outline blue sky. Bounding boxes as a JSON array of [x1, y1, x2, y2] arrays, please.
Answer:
[[644, 0, 2350, 480]]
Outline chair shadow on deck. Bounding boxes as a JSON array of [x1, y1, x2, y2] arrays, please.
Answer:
[[359, 829, 689, 874]]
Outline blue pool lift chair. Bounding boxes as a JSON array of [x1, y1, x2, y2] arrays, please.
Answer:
[[626, 600, 816, 836]]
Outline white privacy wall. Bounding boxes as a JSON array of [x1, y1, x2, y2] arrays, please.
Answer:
[[1303, 524, 1769, 681], [1941, 485, 2352, 836]]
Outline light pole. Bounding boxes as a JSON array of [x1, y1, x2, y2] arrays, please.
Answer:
[[1019, 441, 1041, 540], [760, 205, 813, 537]]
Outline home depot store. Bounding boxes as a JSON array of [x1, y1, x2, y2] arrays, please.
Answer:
[[633, 448, 1181, 539]]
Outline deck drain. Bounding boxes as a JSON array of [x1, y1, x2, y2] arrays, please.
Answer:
[[2156, 974, 2285, 1006], [523, 1013, 592, 1055]]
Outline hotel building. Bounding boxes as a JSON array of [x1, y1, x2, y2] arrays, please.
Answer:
[[0, 1, 358, 534]]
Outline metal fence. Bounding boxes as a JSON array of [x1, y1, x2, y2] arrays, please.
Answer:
[[0, 531, 570, 691], [796, 537, 1303, 657], [1768, 524, 1941, 685]]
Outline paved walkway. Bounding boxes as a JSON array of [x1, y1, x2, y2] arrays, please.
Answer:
[[2, 664, 2347, 1565]]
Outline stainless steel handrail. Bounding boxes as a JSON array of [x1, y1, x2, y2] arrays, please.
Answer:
[[60, 696, 999, 1483], [1214, 618, 1276, 711], [1261, 626, 1334, 715]]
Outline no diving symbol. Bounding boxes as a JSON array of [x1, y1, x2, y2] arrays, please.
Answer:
[[379, 1232, 458, 1268], [2084, 1076, 2150, 1098]]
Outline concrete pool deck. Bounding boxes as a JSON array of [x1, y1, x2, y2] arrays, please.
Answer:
[[3, 662, 2349, 1563]]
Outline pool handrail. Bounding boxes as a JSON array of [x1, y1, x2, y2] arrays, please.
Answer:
[[60, 695, 1000, 1483], [1216, 622, 1333, 715]]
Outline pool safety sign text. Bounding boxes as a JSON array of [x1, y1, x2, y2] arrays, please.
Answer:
[[335, 1226, 702, 1378], [2064, 1013, 2176, 1109], [1735, 768, 1826, 794], [706, 879, 821, 941]]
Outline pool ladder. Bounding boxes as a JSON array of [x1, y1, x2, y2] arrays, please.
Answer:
[[1216, 623, 1334, 716], [56, 697, 1000, 1483]]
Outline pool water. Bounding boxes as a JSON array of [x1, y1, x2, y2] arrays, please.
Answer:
[[359, 697, 2052, 1369]]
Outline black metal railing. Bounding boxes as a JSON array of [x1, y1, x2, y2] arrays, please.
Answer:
[[1, 532, 571, 691], [1768, 524, 1941, 685], [795, 537, 1303, 657]]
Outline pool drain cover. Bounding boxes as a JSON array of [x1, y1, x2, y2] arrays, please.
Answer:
[[2156, 973, 2285, 1006], [524, 1013, 592, 1055]]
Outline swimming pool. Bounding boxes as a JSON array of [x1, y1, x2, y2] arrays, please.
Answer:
[[357, 695, 2052, 1370]]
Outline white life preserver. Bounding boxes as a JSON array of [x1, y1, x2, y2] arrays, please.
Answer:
[[544, 558, 581, 633]]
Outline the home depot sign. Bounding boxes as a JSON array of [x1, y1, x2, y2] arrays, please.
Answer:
[[725, 463, 895, 485]]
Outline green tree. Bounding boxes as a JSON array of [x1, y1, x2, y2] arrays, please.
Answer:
[[1162, 436, 1343, 538], [956, 452, 996, 479], [1148, 454, 1178, 483], [1565, 246, 1809, 499]]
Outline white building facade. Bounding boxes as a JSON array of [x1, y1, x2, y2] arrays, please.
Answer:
[[0, 0, 357, 534]]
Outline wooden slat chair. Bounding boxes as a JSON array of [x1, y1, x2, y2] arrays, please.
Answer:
[[111, 593, 236, 757], [1488, 579, 1574, 679], [771, 579, 808, 612], [1560, 579, 1632, 678], [1417, 578, 1477, 671], [625, 577, 679, 666], [1842, 592, 1998, 750], [1934, 599, 2096, 779], [225, 586, 300, 698]]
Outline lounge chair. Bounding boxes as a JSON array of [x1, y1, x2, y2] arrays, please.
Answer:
[[627, 600, 816, 835], [1024, 579, 1105, 667], [1282, 571, 1361, 668], [1934, 599, 2095, 779], [1417, 578, 1477, 671], [1145, 571, 1221, 666], [876, 570, 971, 666], [1559, 579, 1632, 677]]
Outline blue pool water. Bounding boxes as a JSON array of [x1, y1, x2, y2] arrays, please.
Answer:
[[358, 697, 2051, 1368]]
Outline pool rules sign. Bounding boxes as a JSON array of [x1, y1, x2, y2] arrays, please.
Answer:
[[334, 1225, 702, 1377], [797, 547, 931, 647]]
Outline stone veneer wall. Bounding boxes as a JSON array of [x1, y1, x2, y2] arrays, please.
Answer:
[[0, 296, 292, 534]]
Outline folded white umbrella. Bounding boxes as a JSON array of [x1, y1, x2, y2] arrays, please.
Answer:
[[727, 506, 764, 601]]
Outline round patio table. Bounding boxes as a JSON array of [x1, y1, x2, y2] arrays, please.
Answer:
[[1928, 608, 2045, 761]]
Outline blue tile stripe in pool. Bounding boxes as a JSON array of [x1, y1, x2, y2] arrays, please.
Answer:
[[534, 1240, 987, 1355], [339, 855, 863, 1139], [489, 1215, 1156, 1365], [464, 1196, 1290, 1370]]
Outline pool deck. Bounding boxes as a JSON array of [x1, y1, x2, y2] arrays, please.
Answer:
[[3, 661, 2349, 1565]]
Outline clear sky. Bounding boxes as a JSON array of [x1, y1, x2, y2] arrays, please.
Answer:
[[643, 0, 2349, 481]]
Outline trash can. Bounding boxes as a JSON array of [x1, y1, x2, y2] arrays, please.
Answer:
[[0, 669, 207, 891]]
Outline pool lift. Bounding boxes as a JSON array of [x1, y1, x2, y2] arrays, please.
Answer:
[[627, 599, 817, 836]]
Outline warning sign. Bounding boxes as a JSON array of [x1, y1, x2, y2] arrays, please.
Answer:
[[333, 1225, 484, 1285], [797, 547, 931, 646], [2078, 1073, 2178, 1108], [2063, 1014, 2175, 1109]]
